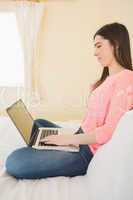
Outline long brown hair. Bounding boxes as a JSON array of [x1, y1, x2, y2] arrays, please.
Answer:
[[91, 22, 133, 92]]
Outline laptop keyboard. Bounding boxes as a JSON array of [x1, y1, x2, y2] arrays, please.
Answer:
[[39, 129, 59, 146], [40, 129, 58, 139]]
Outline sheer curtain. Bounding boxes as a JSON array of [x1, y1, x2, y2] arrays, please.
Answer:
[[15, 1, 45, 108], [0, 1, 45, 115]]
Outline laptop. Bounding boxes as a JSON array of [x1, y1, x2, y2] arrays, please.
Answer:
[[6, 99, 79, 152]]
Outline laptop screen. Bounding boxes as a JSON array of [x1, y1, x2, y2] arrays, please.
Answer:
[[6, 99, 34, 145]]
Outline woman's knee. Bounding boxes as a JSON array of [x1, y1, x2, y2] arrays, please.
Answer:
[[34, 119, 50, 127], [34, 118, 44, 126], [5, 147, 32, 179], [34, 118, 61, 128]]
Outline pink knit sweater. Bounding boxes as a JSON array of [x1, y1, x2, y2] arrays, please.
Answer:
[[81, 69, 133, 154]]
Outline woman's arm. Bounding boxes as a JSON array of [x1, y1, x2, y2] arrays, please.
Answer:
[[40, 129, 96, 146]]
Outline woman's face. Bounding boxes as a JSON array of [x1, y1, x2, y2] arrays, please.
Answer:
[[94, 35, 116, 67]]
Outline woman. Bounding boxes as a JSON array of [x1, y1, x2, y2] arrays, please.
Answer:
[[6, 22, 133, 179]]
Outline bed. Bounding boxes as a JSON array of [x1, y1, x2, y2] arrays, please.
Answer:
[[0, 113, 133, 200]]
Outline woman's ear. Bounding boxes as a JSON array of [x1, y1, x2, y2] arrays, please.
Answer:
[[116, 45, 119, 49], [114, 40, 119, 49]]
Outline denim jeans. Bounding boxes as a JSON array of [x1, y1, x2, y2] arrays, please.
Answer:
[[6, 119, 93, 179]]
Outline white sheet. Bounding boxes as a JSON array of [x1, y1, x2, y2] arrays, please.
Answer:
[[0, 165, 89, 200], [1, 112, 133, 200]]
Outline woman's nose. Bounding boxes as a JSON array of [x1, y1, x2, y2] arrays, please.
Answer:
[[94, 49, 98, 57]]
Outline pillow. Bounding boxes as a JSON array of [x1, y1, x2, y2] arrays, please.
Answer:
[[86, 110, 133, 200]]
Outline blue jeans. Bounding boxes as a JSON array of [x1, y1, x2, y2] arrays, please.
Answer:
[[5, 119, 93, 179]]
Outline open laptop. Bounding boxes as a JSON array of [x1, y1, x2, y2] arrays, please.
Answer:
[[6, 99, 79, 152]]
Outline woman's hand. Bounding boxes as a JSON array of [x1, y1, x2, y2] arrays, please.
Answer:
[[40, 130, 96, 146], [40, 134, 75, 146]]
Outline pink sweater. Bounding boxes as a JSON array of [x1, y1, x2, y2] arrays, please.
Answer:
[[81, 69, 133, 154]]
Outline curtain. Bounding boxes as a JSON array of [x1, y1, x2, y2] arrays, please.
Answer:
[[0, 1, 45, 115], [15, 1, 45, 108]]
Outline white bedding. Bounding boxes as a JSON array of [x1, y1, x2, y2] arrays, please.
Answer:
[[1, 112, 133, 200]]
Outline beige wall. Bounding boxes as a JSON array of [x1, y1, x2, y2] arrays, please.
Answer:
[[34, 0, 133, 121]]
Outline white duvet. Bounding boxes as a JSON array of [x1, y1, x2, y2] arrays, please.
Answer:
[[0, 112, 133, 200]]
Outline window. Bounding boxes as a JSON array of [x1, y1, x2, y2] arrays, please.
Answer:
[[0, 12, 24, 87]]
